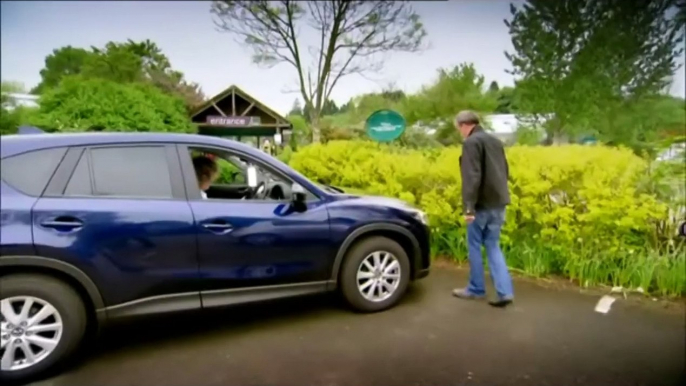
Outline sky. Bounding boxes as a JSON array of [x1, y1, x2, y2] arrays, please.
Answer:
[[1, 0, 685, 116]]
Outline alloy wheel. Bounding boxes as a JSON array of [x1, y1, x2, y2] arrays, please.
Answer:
[[356, 251, 401, 302], [1, 296, 63, 371]]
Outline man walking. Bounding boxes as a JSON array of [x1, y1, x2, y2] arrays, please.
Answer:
[[452, 111, 514, 307]]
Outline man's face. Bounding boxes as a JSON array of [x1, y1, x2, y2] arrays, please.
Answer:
[[455, 122, 473, 138]]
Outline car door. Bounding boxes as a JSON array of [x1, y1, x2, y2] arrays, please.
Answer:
[[177, 144, 333, 307], [32, 144, 201, 316]]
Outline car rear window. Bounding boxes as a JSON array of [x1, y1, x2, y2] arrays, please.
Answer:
[[0, 147, 67, 196], [89, 146, 173, 198]]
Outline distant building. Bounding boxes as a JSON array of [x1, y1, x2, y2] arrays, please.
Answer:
[[657, 141, 685, 162], [484, 114, 552, 144], [2, 93, 39, 111]]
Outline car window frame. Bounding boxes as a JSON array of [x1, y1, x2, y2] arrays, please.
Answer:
[[43, 144, 186, 201], [176, 143, 321, 203]]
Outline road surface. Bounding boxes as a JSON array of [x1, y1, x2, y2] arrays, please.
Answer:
[[29, 265, 685, 386]]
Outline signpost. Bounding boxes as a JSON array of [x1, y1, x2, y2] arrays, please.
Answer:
[[365, 109, 406, 142], [205, 115, 261, 127]]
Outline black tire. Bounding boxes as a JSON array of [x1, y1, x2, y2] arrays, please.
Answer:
[[339, 236, 411, 313], [0, 274, 87, 383]]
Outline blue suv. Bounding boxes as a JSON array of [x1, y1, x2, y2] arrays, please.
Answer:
[[0, 130, 430, 381]]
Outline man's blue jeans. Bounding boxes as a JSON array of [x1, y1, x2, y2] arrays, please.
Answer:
[[466, 207, 514, 299]]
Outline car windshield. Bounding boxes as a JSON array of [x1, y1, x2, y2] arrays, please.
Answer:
[[315, 183, 344, 194]]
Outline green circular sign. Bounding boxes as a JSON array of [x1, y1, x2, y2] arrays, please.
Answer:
[[365, 109, 406, 142]]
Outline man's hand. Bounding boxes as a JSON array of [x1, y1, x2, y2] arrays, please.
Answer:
[[464, 214, 475, 224]]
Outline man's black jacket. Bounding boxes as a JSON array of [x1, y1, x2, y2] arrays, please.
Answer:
[[459, 125, 510, 215]]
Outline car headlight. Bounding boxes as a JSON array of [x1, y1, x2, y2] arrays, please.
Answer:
[[410, 210, 429, 225]]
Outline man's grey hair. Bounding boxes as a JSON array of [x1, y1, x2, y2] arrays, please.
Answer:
[[455, 110, 480, 125]]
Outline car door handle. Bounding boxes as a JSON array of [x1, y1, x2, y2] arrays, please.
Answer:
[[40, 217, 84, 231], [201, 221, 233, 234]]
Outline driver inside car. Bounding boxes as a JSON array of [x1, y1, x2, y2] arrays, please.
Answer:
[[192, 155, 219, 199]]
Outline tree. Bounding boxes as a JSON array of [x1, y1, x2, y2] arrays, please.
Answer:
[[488, 81, 500, 93], [321, 99, 339, 115], [494, 86, 520, 114], [287, 114, 311, 147], [303, 97, 340, 120], [1, 80, 26, 95], [289, 98, 303, 115], [33, 40, 205, 110], [598, 94, 686, 156], [27, 76, 193, 133], [380, 82, 406, 102], [505, 0, 685, 145], [402, 63, 497, 124], [338, 98, 354, 114], [31, 46, 91, 94], [211, 0, 427, 142]]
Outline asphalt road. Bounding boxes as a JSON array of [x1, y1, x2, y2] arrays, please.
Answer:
[[29, 265, 685, 386]]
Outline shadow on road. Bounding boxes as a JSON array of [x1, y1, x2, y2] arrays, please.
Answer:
[[75, 283, 428, 365]]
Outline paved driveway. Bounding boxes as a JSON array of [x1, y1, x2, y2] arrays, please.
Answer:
[[31, 265, 685, 386]]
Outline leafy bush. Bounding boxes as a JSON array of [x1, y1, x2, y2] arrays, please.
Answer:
[[290, 140, 685, 296], [28, 76, 194, 133]]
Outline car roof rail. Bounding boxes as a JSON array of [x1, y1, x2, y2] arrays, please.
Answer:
[[17, 126, 46, 135]]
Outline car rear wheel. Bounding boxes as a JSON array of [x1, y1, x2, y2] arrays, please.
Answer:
[[340, 236, 411, 312], [0, 274, 87, 382]]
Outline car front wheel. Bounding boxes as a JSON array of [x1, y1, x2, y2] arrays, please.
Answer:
[[339, 236, 411, 313], [0, 274, 87, 382]]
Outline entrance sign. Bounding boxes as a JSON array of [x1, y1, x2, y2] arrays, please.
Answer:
[[365, 109, 406, 142], [206, 115, 261, 127]]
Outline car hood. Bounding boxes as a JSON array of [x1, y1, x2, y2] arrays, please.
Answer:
[[333, 193, 416, 211]]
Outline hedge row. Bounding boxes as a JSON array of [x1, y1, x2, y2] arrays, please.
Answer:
[[289, 141, 685, 296]]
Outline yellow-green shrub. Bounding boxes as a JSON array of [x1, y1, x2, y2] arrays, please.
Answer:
[[290, 140, 684, 296]]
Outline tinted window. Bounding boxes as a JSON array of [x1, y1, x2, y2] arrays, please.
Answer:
[[64, 151, 92, 196], [0, 147, 67, 196], [90, 146, 173, 198]]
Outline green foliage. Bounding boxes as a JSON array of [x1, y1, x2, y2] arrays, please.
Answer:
[[276, 146, 294, 164], [33, 40, 204, 110], [0, 106, 36, 135], [514, 125, 543, 145], [31, 46, 91, 94], [313, 63, 499, 147], [493, 86, 520, 114], [288, 99, 303, 116], [401, 63, 497, 126], [287, 114, 311, 147], [28, 76, 194, 133], [505, 0, 685, 148], [290, 140, 685, 296], [302, 99, 340, 122], [1, 81, 36, 135]]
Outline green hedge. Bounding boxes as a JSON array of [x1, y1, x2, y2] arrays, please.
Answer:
[[290, 140, 685, 296]]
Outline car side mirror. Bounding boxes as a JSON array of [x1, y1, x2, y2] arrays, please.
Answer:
[[290, 183, 307, 212], [247, 166, 258, 188]]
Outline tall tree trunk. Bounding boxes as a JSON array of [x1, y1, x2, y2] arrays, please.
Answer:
[[310, 114, 321, 143]]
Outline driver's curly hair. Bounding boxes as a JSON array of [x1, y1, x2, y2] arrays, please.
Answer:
[[192, 155, 218, 181]]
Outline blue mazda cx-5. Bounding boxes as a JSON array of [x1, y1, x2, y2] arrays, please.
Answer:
[[0, 129, 430, 381]]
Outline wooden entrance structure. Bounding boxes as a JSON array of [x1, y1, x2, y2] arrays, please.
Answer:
[[191, 85, 292, 147]]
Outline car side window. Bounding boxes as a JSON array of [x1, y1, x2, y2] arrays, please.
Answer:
[[185, 146, 319, 202], [0, 147, 67, 196], [64, 150, 92, 196], [87, 146, 174, 198]]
